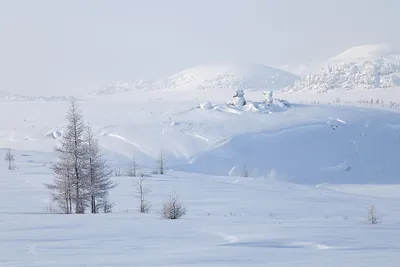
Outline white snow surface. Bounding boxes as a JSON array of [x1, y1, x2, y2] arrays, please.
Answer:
[[92, 63, 299, 95], [1, 88, 400, 266]]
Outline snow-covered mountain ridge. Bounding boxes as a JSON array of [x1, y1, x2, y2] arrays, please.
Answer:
[[91, 63, 299, 95]]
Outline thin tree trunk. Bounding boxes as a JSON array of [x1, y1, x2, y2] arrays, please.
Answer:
[[65, 194, 69, 214]]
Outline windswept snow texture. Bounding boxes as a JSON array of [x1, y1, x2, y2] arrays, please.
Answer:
[[1, 168, 400, 267], [92, 63, 299, 95]]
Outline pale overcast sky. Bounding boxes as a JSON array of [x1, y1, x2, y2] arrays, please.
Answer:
[[0, 0, 398, 95]]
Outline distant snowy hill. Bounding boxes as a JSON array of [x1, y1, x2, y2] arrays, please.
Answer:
[[91, 63, 299, 95], [284, 43, 400, 93], [327, 43, 399, 63]]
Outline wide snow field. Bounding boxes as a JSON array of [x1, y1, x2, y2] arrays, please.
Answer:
[[1, 89, 400, 266]]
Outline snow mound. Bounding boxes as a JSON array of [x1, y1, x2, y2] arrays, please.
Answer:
[[199, 101, 214, 109], [91, 63, 299, 95]]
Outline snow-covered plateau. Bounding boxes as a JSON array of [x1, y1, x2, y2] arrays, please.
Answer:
[[1, 85, 400, 266]]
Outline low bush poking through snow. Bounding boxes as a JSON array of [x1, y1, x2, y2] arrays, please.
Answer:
[[367, 204, 381, 225], [161, 192, 186, 219]]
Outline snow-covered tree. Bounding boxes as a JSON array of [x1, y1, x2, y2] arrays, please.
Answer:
[[85, 126, 117, 213], [4, 148, 15, 170], [284, 58, 400, 93]]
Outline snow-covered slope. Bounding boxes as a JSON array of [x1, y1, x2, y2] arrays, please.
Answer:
[[3, 90, 400, 184], [284, 43, 400, 93], [155, 63, 298, 92], [91, 63, 299, 95]]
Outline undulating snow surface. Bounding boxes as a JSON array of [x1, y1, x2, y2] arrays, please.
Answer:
[[1, 71, 400, 266], [92, 63, 299, 95]]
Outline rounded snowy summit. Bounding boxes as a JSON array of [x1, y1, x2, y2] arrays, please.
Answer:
[[156, 63, 299, 92], [328, 43, 399, 63]]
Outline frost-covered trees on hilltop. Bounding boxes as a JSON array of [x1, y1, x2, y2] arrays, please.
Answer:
[[285, 58, 400, 93], [45, 100, 117, 214]]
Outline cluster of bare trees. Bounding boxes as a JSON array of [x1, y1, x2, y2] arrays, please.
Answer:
[[45, 100, 117, 214], [135, 176, 186, 219]]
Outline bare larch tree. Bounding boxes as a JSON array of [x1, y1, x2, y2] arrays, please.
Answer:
[[127, 157, 139, 177], [45, 100, 88, 214], [136, 176, 151, 213], [85, 126, 116, 213]]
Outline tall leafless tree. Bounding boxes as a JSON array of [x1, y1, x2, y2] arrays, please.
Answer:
[[85, 126, 116, 213], [45, 100, 88, 214]]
